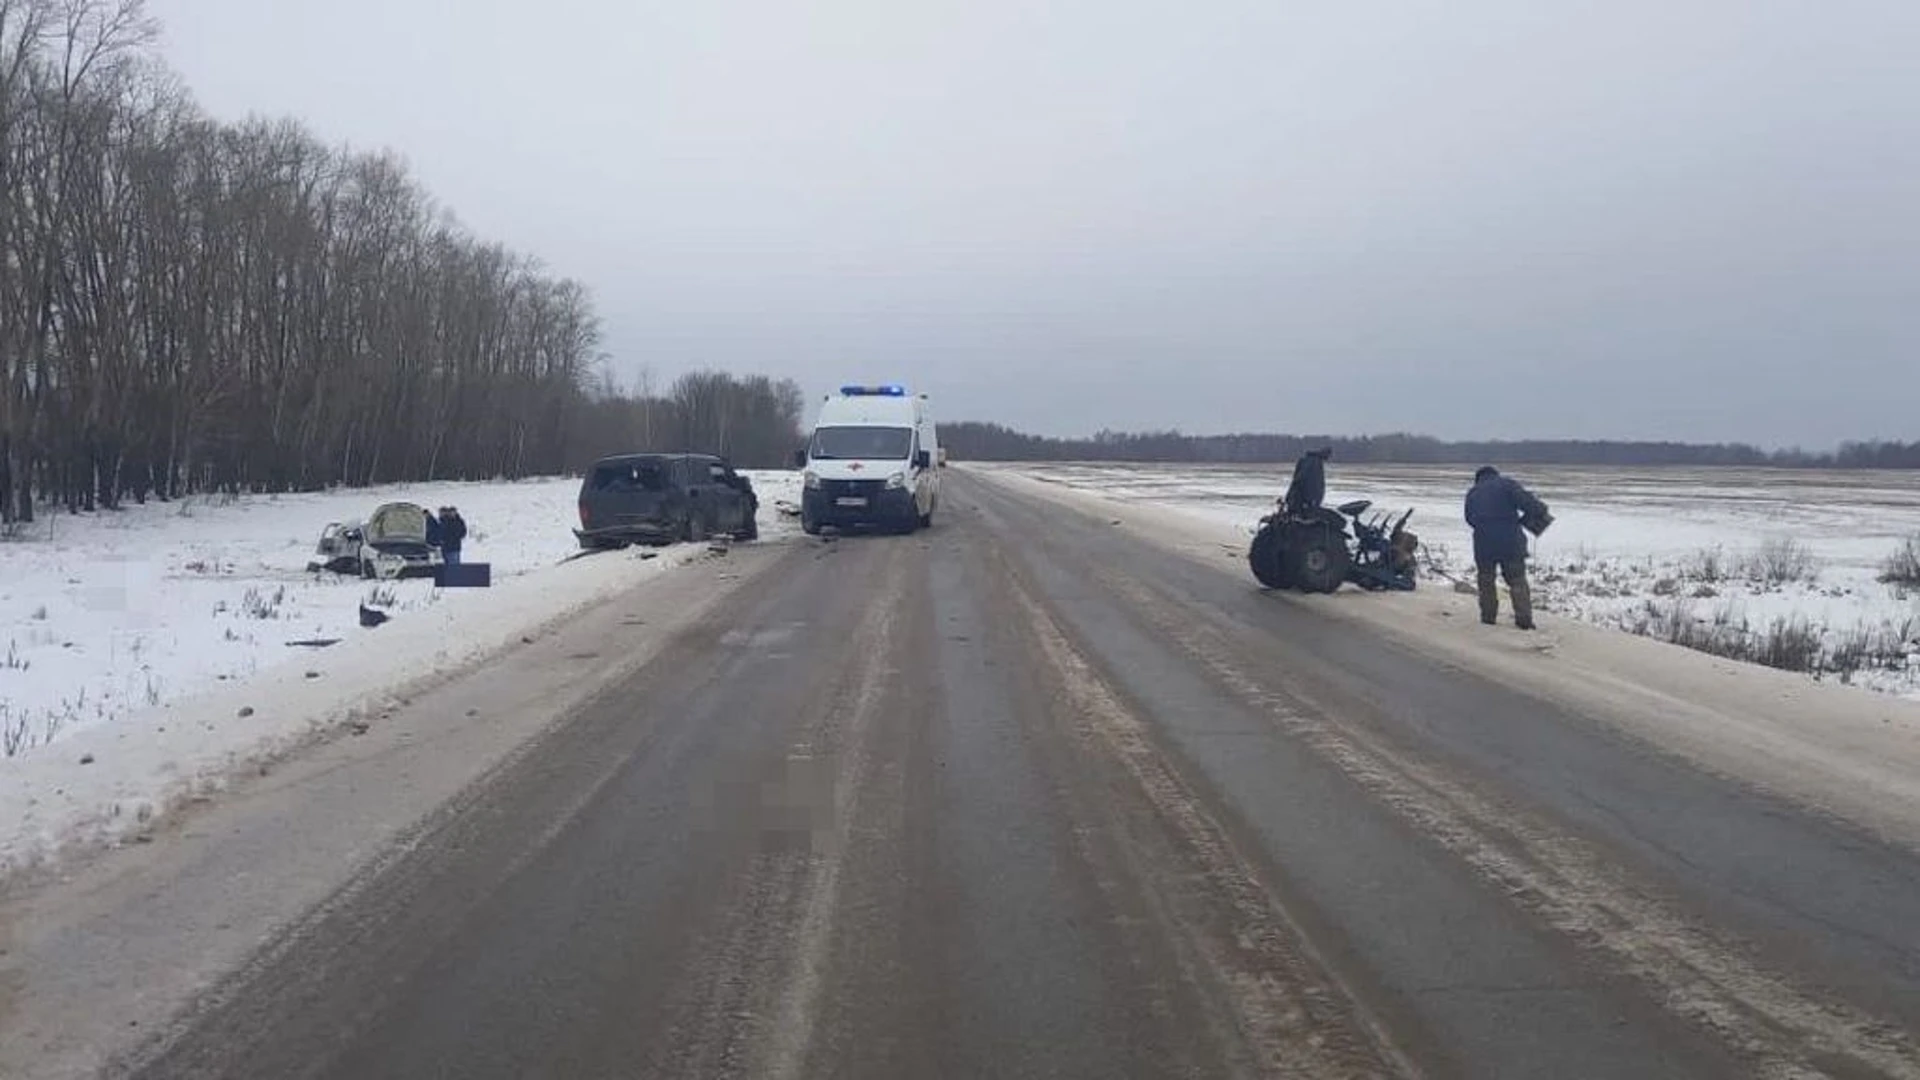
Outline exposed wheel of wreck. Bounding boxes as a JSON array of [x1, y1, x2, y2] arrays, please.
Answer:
[[1287, 525, 1350, 594], [1248, 521, 1293, 590]]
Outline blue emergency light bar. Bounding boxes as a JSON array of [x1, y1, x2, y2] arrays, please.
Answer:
[[839, 384, 907, 397]]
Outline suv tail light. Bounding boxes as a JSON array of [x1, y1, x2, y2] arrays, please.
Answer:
[[579, 500, 590, 528]]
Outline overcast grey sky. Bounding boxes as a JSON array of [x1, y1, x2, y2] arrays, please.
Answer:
[[148, 0, 1916, 446]]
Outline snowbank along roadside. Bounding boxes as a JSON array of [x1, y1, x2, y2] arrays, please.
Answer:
[[976, 465, 1920, 851], [0, 471, 801, 876], [0, 548, 789, 1080]]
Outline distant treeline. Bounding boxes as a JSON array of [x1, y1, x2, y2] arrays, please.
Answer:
[[0, 2, 802, 522], [942, 424, 1920, 469], [568, 371, 806, 474]]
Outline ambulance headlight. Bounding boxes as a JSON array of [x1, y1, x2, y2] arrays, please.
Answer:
[[886, 472, 907, 490], [803, 470, 821, 490]]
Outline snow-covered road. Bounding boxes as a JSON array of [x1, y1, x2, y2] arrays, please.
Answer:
[[11, 469, 1920, 1080]]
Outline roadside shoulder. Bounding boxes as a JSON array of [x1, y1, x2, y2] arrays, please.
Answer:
[[975, 466, 1920, 849], [1, 543, 719, 880], [0, 541, 787, 1080]]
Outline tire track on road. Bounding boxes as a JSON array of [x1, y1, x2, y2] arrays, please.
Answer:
[[981, 533, 1419, 1080], [1090, 562, 1920, 1080], [755, 543, 906, 1080], [643, 540, 911, 1080]]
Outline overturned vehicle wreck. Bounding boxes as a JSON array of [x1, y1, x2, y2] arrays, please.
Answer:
[[1249, 499, 1420, 594]]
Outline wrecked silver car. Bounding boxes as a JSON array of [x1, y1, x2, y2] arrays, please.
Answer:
[[308, 502, 443, 580], [308, 520, 367, 575]]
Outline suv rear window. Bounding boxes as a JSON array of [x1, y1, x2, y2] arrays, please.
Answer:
[[590, 460, 670, 493]]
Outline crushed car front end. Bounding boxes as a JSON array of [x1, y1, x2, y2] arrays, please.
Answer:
[[365, 541, 442, 579], [360, 503, 443, 579]]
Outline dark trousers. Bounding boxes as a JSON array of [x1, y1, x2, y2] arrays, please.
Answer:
[[443, 546, 462, 566], [1477, 559, 1533, 628]]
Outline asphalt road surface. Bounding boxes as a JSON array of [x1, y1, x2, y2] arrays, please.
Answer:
[[122, 473, 1920, 1080]]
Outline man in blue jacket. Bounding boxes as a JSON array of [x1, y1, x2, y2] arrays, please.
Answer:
[[1464, 466, 1551, 630]]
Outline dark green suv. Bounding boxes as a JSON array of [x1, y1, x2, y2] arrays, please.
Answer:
[[574, 453, 758, 549]]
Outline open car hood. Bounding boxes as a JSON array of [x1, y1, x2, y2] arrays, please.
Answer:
[[366, 502, 429, 544]]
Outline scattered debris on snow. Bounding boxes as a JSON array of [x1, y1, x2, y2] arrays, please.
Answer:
[[0, 470, 800, 874], [0, 472, 800, 762]]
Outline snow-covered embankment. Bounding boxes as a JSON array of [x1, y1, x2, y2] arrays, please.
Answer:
[[0, 472, 798, 874]]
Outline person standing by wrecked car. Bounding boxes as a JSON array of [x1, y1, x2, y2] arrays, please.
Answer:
[[424, 507, 444, 554], [1465, 466, 1550, 630], [1284, 447, 1331, 516], [441, 506, 467, 565]]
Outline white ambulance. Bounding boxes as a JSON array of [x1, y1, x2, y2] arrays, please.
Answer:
[[796, 385, 942, 534]]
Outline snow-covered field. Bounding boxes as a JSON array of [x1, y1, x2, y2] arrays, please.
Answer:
[[994, 463, 1920, 700], [0, 471, 800, 762]]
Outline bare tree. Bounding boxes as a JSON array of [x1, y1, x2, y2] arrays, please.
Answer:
[[0, 10, 804, 518]]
